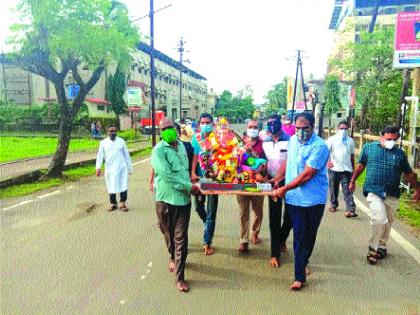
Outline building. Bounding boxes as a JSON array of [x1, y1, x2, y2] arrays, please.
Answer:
[[328, 0, 419, 80], [0, 42, 216, 122]]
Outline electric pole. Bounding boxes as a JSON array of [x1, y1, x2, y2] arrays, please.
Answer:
[[177, 37, 185, 120], [149, 0, 157, 146], [291, 50, 307, 118]]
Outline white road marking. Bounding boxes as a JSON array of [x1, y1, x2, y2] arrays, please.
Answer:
[[354, 197, 420, 264], [140, 275, 146, 280], [66, 186, 74, 190], [119, 300, 126, 305], [2, 199, 34, 212], [132, 158, 150, 166], [147, 261, 153, 267], [37, 190, 61, 199]]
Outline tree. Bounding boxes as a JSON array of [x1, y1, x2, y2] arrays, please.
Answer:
[[6, 0, 139, 177], [324, 74, 341, 126], [106, 66, 127, 115], [263, 77, 288, 115], [215, 89, 256, 122]]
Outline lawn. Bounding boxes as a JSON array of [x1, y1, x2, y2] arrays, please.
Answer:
[[0, 137, 101, 163]]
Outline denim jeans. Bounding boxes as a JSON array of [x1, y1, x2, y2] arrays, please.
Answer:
[[194, 194, 219, 245]]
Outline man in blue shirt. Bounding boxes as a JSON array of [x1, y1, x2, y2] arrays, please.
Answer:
[[191, 113, 219, 255], [274, 112, 329, 291]]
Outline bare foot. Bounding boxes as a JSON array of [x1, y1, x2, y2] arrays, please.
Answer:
[[251, 235, 262, 245], [269, 257, 280, 268], [290, 281, 305, 291], [176, 281, 189, 292], [305, 266, 311, 275], [203, 245, 215, 255], [168, 260, 175, 272]]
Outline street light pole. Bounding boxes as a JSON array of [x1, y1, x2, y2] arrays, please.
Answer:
[[178, 37, 185, 120], [149, 0, 157, 146], [291, 50, 301, 119]]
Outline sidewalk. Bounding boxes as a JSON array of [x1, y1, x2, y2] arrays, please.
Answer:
[[0, 140, 150, 181]]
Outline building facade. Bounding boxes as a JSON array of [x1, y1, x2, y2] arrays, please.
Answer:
[[0, 42, 217, 121]]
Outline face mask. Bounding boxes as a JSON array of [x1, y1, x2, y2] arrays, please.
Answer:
[[246, 128, 259, 138], [283, 120, 291, 125], [267, 121, 281, 134], [200, 124, 213, 134], [296, 129, 311, 142], [383, 140, 395, 150], [161, 128, 177, 143], [109, 132, 116, 140], [338, 129, 348, 138]]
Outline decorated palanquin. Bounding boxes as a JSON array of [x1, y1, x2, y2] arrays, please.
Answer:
[[197, 118, 272, 194]]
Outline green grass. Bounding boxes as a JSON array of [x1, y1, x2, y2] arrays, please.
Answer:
[[0, 137, 101, 163], [0, 146, 152, 199], [397, 194, 420, 228], [0, 178, 62, 199]]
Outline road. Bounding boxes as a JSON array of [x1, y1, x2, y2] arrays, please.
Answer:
[[1, 148, 420, 314]]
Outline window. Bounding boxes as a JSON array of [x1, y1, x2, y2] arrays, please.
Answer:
[[404, 6, 416, 12], [97, 105, 105, 111], [354, 34, 361, 43]]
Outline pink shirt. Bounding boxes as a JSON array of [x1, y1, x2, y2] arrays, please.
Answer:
[[282, 124, 295, 136]]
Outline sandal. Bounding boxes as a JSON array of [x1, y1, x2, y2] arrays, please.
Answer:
[[367, 247, 378, 265], [108, 204, 118, 212], [119, 205, 129, 212], [290, 281, 306, 291], [345, 211, 358, 218]]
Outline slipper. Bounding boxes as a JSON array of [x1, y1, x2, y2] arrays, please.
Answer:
[[119, 205, 129, 212], [290, 281, 306, 291], [107, 204, 118, 212], [176, 281, 189, 292], [345, 212, 358, 218]]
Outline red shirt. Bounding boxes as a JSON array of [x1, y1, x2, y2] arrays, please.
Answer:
[[245, 138, 265, 159]]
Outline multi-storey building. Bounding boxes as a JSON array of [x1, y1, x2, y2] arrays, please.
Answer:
[[0, 42, 217, 121]]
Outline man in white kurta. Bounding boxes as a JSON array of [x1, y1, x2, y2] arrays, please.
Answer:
[[96, 126, 132, 211]]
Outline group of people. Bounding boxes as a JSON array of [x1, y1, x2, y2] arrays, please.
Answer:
[[95, 112, 419, 293]]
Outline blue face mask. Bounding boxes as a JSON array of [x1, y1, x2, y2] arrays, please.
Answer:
[[200, 124, 213, 134]]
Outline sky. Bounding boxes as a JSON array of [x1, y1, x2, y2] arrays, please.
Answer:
[[0, 0, 336, 104]]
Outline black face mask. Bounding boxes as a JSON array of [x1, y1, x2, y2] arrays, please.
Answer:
[[110, 132, 116, 140]]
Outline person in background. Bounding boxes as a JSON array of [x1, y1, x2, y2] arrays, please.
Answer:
[[151, 118, 201, 292], [350, 125, 419, 265], [96, 121, 102, 137], [237, 119, 265, 253], [326, 120, 357, 218], [262, 114, 292, 268], [191, 113, 219, 255], [91, 121, 97, 137], [96, 126, 132, 212], [274, 112, 329, 290], [281, 115, 296, 136]]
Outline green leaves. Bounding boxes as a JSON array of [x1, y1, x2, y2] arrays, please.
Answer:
[[215, 89, 256, 121], [324, 75, 341, 115], [263, 77, 288, 115]]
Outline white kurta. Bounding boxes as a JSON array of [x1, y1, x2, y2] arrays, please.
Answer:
[[96, 137, 132, 194]]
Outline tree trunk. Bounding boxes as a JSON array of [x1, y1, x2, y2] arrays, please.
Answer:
[[368, 0, 380, 33], [396, 69, 411, 128], [46, 114, 73, 177]]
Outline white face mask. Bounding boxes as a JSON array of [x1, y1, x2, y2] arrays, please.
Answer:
[[384, 140, 395, 150], [246, 128, 259, 138], [338, 129, 348, 138]]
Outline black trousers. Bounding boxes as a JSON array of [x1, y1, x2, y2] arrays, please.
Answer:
[[268, 196, 293, 258], [156, 202, 191, 282], [328, 170, 356, 212], [109, 190, 127, 204]]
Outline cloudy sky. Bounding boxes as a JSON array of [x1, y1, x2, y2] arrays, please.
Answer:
[[0, 0, 336, 103]]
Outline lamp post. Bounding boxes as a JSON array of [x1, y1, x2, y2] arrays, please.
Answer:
[[149, 0, 157, 146], [177, 37, 185, 120]]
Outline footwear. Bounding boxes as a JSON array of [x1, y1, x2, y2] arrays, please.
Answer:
[[168, 260, 175, 272], [269, 257, 280, 268], [367, 247, 378, 265], [377, 248, 387, 260], [107, 204, 118, 212], [345, 211, 358, 218], [251, 235, 262, 245], [119, 203, 129, 211], [238, 243, 249, 254], [176, 281, 189, 292], [290, 281, 306, 291], [305, 266, 311, 275], [328, 207, 337, 213], [203, 245, 215, 255], [280, 242, 287, 253]]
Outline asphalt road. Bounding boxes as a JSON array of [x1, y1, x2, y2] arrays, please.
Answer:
[[1, 148, 420, 314]]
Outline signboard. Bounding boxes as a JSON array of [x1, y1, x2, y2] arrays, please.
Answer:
[[295, 101, 305, 110], [393, 11, 420, 68], [67, 84, 80, 99], [126, 88, 143, 106]]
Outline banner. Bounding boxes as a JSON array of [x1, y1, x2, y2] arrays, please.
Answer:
[[126, 88, 143, 106], [393, 11, 420, 68]]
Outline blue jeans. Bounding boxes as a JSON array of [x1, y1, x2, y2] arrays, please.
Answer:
[[287, 203, 325, 283], [194, 194, 219, 245]]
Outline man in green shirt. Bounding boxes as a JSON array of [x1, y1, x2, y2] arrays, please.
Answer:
[[151, 118, 200, 292]]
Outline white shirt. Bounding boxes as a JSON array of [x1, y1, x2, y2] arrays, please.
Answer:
[[262, 138, 289, 178], [96, 137, 132, 193], [326, 134, 355, 172]]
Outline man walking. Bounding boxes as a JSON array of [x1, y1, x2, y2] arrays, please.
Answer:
[[191, 113, 219, 255], [237, 119, 265, 253], [151, 118, 200, 292], [326, 121, 357, 217], [274, 112, 329, 290], [350, 125, 419, 265], [96, 126, 132, 211], [262, 114, 292, 267]]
